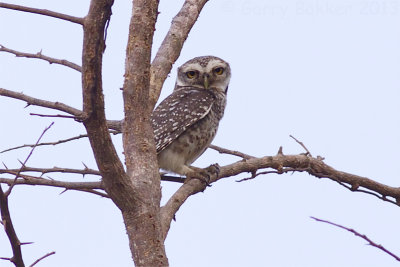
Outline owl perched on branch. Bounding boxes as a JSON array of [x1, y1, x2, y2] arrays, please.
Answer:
[[151, 56, 231, 181]]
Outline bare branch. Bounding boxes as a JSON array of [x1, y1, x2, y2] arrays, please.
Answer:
[[149, 0, 209, 107], [29, 113, 78, 120], [161, 152, 400, 239], [0, 44, 81, 72], [311, 216, 400, 262], [289, 134, 312, 156], [0, 185, 25, 267], [29, 251, 56, 267], [0, 176, 103, 192], [209, 144, 254, 159], [0, 3, 83, 25], [1, 130, 121, 153], [1, 134, 90, 153], [0, 166, 100, 177], [0, 88, 83, 118]]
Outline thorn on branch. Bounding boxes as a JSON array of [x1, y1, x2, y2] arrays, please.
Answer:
[[277, 146, 284, 156]]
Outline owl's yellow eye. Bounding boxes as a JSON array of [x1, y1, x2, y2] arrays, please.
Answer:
[[213, 67, 224, 75], [186, 71, 197, 79]]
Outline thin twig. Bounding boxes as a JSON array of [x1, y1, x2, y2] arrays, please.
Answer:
[[6, 122, 54, 196], [29, 251, 56, 267], [0, 185, 25, 267], [311, 216, 400, 262], [209, 144, 254, 160], [0, 3, 83, 25], [1, 134, 89, 153], [0, 176, 104, 195], [0, 44, 81, 71], [30, 113, 78, 119], [289, 135, 312, 157], [0, 166, 101, 177], [1, 132, 119, 153], [0, 88, 83, 117]]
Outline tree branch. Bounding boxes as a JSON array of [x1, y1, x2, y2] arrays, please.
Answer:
[[0, 166, 101, 177], [161, 152, 400, 239], [0, 44, 82, 72], [149, 0, 209, 108], [209, 144, 254, 159], [0, 185, 25, 267], [311, 216, 400, 262], [1, 134, 90, 153], [0, 88, 83, 117], [0, 3, 83, 25], [0, 176, 104, 194], [29, 251, 56, 267]]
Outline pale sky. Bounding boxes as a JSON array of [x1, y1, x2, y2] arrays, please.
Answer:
[[1, 1, 400, 267]]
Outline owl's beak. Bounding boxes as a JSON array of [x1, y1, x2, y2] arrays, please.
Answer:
[[203, 75, 209, 89]]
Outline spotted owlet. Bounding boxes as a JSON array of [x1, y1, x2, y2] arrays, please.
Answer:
[[151, 56, 231, 178]]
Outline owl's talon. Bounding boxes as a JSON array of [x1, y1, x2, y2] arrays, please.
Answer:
[[206, 163, 220, 178], [185, 169, 213, 187]]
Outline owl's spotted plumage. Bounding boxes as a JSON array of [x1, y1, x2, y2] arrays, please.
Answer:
[[151, 56, 231, 176]]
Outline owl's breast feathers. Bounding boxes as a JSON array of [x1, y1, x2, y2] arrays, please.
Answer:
[[151, 87, 225, 153]]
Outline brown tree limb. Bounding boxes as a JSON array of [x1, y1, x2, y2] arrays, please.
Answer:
[[80, 0, 127, 202], [311, 216, 400, 262], [160, 152, 400, 239], [149, 0, 209, 108], [0, 166, 101, 177], [0, 44, 81, 72], [0, 88, 83, 117], [0, 185, 25, 267], [0, 176, 104, 194], [0, 3, 83, 25], [0, 88, 122, 131]]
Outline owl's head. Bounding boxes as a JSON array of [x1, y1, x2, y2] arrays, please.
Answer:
[[175, 56, 231, 93]]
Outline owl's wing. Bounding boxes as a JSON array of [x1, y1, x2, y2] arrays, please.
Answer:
[[151, 88, 215, 153]]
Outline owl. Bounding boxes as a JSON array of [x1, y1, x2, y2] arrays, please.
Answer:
[[151, 56, 231, 180]]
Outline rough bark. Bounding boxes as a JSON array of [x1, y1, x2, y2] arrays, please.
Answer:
[[122, 0, 168, 266]]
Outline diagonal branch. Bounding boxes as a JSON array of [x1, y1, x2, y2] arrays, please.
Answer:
[[311, 216, 400, 262], [209, 144, 254, 159], [149, 0, 209, 108], [6, 122, 54, 197], [0, 3, 84, 25], [0, 185, 25, 267], [29, 251, 56, 267], [0, 44, 82, 72]]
